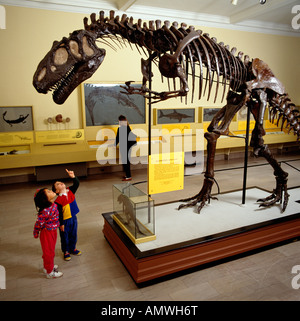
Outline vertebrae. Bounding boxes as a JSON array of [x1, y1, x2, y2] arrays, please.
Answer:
[[83, 10, 299, 138], [83, 10, 248, 103], [269, 93, 300, 139]]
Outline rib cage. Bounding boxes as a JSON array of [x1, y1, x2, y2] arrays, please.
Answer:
[[83, 10, 248, 103], [83, 10, 299, 139]]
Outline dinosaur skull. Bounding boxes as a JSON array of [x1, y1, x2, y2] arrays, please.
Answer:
[[33, 30, 105, 104]]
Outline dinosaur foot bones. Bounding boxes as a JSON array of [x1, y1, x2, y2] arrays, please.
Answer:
[[257, 175, 290, 212], [178, 178, 218, 214]]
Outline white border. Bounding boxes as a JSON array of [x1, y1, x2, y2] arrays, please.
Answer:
[[0, 0, 299, 37]]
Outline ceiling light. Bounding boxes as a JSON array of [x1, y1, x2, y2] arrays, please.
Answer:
[[231, 0, 238, 5]]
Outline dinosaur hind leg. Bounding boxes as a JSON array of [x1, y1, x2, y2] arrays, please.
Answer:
[[253, 141, 289, 212], [250, 113, 289, 212], [178, 131, 219, 213], [178, 91, 247, 213]]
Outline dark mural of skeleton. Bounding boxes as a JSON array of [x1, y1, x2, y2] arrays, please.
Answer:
[[33, 10, 300, 213]]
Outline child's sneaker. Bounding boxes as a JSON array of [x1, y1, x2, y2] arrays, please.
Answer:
[[64, 252, 71, 261], [71, 249, 81, 256], [43, 264, 58, 274], [46, 270, 63, 279]]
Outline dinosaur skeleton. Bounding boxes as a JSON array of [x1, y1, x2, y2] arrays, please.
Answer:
[[33, 10, 300, 213]]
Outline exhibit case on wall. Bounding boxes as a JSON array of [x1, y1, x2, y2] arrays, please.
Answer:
[[112, 183, 156, 244]]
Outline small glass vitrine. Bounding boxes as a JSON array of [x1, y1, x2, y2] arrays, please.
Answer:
[[112, 183, 155, 244]]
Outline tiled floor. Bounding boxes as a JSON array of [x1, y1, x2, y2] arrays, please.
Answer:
[[0, 151, 300, 301]]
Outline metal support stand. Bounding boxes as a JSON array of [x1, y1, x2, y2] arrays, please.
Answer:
[[226, 105, 251, 204], [242, 105, 251, 204], [148, 57, 152, 159], [148, 55, 153, 223]]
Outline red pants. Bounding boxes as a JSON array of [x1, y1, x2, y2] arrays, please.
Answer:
[[40, 229, 57, 274]]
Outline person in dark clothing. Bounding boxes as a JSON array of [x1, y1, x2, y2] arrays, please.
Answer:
[[115, 115, 137, 181], [52, 169, 81, 261]]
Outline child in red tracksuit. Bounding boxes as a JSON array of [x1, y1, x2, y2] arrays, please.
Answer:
[[33, 188, 63, 279]]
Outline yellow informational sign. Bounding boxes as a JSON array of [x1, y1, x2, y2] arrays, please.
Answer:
[[35, 129, 84, 143], [148, 151, 184, 194], [0, 131, 34, 146]]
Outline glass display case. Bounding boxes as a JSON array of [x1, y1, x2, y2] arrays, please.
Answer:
[[112, 183, 155, 244]]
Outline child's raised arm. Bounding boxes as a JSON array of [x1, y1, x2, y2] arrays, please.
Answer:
[[66, 169, 75, 178], [66, 169, 80, 194]]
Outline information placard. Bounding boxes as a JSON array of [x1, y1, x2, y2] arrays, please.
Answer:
[[0, 131, 34, 145], [148, 152, 184, 194], [35, 129, 84, 143]]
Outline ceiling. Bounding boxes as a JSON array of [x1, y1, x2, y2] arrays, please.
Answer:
[[1, 0, 300, 36]]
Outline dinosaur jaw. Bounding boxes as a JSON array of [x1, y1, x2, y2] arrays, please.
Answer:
[[51, 55, 105, 104], [33, 29, 106, 104], [33, 50, 106, 105]]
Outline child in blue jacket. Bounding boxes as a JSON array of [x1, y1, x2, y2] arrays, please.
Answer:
[[52, 169, 81, 261]]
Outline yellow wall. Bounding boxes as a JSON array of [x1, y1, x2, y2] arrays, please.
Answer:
[[0, 5, 299, 131]]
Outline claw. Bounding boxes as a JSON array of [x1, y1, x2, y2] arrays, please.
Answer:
[[257, 193, 276, 203], [178, 178, 216, 213], [178, 198, 199, 210], [177, 203, 186, 210], [120, 82, 143, 95], [258, 194, 280, 208], [121, 82, 187, 103], [282, 190, 290, 212], [256, 176, 289, 212], [197, 200, 206, 214]]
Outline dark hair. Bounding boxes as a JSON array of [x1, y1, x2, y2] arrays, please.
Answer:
[[118, 115, 126, 121], [34, 188, 51, 212], [52, 181, 58, 193]]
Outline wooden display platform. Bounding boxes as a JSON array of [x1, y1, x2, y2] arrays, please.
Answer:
[[102, 188, 300, 284]]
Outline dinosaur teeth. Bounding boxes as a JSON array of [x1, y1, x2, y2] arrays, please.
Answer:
[[51, 64, 77, 104], [50, 65, 75, 94]]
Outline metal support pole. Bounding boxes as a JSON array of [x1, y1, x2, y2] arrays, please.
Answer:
[[148, 56, 152, 224], [242, 105, 251, 204], [148, 60, 152, 158]]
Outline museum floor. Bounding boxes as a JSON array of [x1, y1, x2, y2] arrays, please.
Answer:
[[0, 151, 300, 301]]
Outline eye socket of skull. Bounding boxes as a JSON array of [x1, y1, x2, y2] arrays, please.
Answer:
[[82, 36, 94, 56], [69, 40, 82, 59], [54, 47, 68, 65]]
